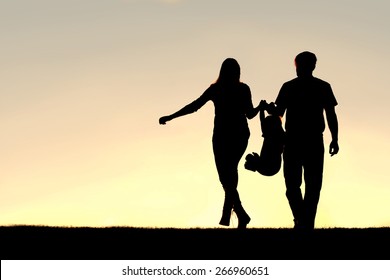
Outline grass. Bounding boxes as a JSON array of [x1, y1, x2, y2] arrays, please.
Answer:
[[1, 225, 389, 260]]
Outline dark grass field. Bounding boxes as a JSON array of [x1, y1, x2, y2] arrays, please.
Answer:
[[1, 226, 389, 260]]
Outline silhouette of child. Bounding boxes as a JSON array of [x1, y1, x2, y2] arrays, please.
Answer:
[[244, 100, 285, 176]]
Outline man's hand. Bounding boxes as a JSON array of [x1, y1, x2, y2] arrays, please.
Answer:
[[329, 140, 339, 156]]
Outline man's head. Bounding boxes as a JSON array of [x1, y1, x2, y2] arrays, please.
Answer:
[[295, 51, 317, 77]]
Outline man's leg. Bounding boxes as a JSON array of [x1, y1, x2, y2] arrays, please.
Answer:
[[283, 145, 304, 228], [303, 141, 324, 229]]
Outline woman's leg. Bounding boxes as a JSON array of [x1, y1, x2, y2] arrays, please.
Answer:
[[213, 134, 250, 228], [214, 154, 236, 226], [219, 188, 234, 226]]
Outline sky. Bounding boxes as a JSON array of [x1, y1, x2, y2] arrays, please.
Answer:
[[1, 0, 389, 229]]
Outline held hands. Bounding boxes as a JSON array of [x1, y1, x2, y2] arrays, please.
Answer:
[[258, 100, 277, 115], [259, 100, 268, 111], [329, 140, 339, 156]]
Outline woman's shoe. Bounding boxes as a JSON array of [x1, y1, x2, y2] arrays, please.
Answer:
[[237, 214, 251, 229], [219, 210, 232, 226], [219, 217, 230, 226], [233, 203, 251, 229]]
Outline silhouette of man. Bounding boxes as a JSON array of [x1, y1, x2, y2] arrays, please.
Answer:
[[274, 51, 339, 231]]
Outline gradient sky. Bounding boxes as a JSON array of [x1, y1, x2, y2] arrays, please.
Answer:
[[1, 0, 389, 229]]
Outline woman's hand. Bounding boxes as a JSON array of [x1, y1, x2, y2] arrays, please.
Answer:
[[159, 115, 172, 125]]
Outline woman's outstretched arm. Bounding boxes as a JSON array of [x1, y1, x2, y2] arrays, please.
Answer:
[[159, 87, 211, 125]]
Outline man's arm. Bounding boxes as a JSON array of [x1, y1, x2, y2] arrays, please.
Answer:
[[274, 84, 287, 118], [325, 106, 339, 156]]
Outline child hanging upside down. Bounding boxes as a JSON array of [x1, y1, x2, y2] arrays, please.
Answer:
[[244, 100, 285, 176]]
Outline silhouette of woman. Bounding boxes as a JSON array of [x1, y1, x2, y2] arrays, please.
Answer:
[[159, 58, 260, 229]]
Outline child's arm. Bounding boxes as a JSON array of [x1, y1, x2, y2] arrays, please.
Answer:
[[259, 100, 267, 133]]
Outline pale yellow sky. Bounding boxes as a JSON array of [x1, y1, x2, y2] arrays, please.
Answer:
[[1, 0, 389, 228]]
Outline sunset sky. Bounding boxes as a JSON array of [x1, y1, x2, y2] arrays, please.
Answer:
[[1, 0, 389, 229]]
